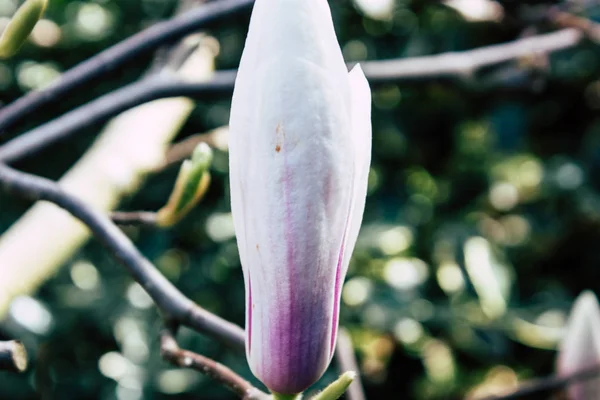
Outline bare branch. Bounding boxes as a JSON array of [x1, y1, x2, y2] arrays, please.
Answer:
[[0, 72, 234, 163], [111, 211, 158, 227], [0, 340, 27, 373], [160, 327, 267, 400], [0, 163, 245, 351], [0, 0, 253, 133], [162, 132, 221, 169], [479, 364, 600, 400], [547, 7, 600, 43], [335, 329, 365, 400], [360, 28, 582, 82]]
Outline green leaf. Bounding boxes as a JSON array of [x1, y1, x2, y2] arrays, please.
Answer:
[[156, 142, 213, 227], [0, 0, 48, 58], [311, 372, 356, 400]]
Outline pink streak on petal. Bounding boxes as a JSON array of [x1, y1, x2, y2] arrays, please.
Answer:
[[329, 241, 344, 356], [280, 125, 297, 376]]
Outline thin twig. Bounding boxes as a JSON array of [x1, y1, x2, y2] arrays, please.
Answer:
[[0, 163, 245, 351], [158, 127, 229, 171], [480, 364, 600, 400], [0, 0, 253, 133], [0, 72, 234, 163], [335, 328, 365, 400], [547, 7, 600, 43], [164, 132, 216, 167], [160, 327, 267, 400], [0, 340, 27, 372], [111, 211, 158, 227]]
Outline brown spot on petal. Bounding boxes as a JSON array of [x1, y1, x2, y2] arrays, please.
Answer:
[[256, 244, 260, 251], [275, 122, 284, 153]]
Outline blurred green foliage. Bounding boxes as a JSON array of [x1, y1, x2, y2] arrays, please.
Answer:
[[2, 0, 600, 399]]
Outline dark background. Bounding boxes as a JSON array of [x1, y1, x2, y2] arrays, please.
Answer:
[[1, 0, 599, 398]]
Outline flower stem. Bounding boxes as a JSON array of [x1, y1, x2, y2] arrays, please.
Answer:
[[272, 393, 302, 400]]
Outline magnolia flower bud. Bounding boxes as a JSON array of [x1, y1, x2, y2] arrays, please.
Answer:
[[557, 291, 600, 399], [228, 0, 372, 395]]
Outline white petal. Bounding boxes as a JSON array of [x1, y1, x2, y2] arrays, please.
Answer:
[[340, 64, 372, 275], [557, 291, 600, 399], [326, 64, 372, 358]]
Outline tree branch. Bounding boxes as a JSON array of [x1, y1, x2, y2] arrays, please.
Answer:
[[547, 7, 600, 43], [480, 364, 600, 400], [359, 28, 582, 82], [159, 127, 229, 170], [111, 211, 158, 227], [0, 340, 27, 372], [0, 163, 245, 351], [160, 326, 267, 400], [0, 0, 253, 133], [0, 72, 235, 163]]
